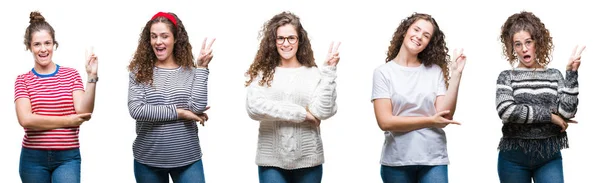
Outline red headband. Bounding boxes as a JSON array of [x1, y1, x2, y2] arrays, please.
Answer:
[[151, 12, 177, 26]]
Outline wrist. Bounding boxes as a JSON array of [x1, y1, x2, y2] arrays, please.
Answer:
[[451, 71, 462, 77], [87, 75, 99, 83]]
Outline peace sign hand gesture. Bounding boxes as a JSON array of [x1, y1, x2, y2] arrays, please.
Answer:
[[567, 45, 585, 71], [85, 46, 98, 76], [325, 42, 341, 66], [197, 37, 215, 68], [450, 48, 466, 74]]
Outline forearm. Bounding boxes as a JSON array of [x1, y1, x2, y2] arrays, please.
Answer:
[[128, 103, 179, 122], [436, 72, 462, 119], [498, 103, 552, 123], [19, 114, 73, 130], [188, 69, 209, 114], [558, 70, 579, 118], [246, 99, 307, 122], [78, 80, 97, 113], [377, 115, 434, 132], [309, 67, 338, 120]]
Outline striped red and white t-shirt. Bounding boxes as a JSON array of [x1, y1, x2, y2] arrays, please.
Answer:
[[14, 65, 84, 150]]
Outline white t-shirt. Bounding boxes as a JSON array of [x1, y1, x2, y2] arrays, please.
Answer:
[[371, 61, 448, 166]]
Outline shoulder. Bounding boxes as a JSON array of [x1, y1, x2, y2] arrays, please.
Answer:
[[496, 69, 514, 82], [57, 66, 81, 77], [374, 62, 393, 74], [546, 68, 562, 75], [16, 71, 33, 80]]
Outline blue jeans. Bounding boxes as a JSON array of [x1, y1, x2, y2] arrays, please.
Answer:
[[498, 150, 564, 183], [258, 165, 323, 183], [380, 165, 448, 183], [134, 159, 205, 183], [19, 147, 81, 183]]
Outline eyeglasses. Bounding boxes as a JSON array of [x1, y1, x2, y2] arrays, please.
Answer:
[[276, 35, 299, 44], [514, 39, 534, 51]]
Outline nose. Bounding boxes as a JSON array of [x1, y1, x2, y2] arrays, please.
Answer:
[[156, 38, 163, 45], [522, 45, 529, 52], [40, 44, 48, 52], [416, 33, 423, 40], [282, 39, 291, 46]]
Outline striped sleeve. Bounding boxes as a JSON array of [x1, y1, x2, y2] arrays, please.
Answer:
[[128, 72, 178, 122], [556, 70, 578, 119], [186, 68, 209, 114], [495, 70, 551, 124], [73, 69, 84, 91], [308, 66, 338, 120], [14, 75, 29, 101]]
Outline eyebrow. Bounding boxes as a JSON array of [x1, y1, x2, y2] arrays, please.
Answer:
[[513, 38, 533, 43], [151, 32, 171, 35]]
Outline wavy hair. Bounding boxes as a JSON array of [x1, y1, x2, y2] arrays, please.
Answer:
[[245, 11, 316, 87], [500, 11, 553, 67], [128, 12, 195, 85], [386, 12, 450, 88]]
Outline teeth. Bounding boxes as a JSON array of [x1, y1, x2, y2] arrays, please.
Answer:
[[411, 39, 420, 46]]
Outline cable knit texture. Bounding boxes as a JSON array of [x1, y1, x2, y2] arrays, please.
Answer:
[[246, 65, 337, 170]]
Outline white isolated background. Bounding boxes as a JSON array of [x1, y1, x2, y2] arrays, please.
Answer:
[[1, 0, 598, 182]]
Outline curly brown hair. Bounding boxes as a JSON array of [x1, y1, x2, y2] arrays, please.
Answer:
[[128, 12, 195, 85], [500, 11, 553, 67], [244, 11, 316, 87], [386, 13, 450, 88], [24, 11, 58, 50]]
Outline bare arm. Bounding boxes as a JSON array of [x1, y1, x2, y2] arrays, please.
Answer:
[[373, 99, 458, 132], [434, 72, 462, 119], [73, 74, 97, 114]]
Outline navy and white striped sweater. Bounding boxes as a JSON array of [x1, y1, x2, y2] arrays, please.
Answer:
[[128, 66, 209, 168], [495, 68, 578, 158]]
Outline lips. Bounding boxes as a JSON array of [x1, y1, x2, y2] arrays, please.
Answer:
[[411, 38, 422, 47], [522, 54, 532, 62], [38, 53, 49, 59], [155, 47, 167, 55]]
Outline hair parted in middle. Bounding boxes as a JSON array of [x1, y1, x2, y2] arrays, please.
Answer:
[[245, 11, 316, 87], [128, 12, 195, 85], [386, 12, 450, 88]]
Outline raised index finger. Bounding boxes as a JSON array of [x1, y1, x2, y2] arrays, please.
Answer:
[[328, 41, 333, 54], [333, 42, 341, 53], [576, 45, 586, 56], [206, 38, 216, 49], [571, 45, 578, 57], [201, 37, 207, 50]]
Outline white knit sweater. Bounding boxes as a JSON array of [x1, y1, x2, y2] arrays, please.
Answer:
[[246, 65, 338, 170]]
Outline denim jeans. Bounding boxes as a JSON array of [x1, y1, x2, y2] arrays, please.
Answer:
[[19, 147, 81, 183], [498, 150, 563, 183], [134, 159, 205, 183], [258, 165, 323, 183], [380, 165, 448, 183]]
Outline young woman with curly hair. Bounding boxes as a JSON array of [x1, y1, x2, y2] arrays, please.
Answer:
[[245, 11, 340, 183], [371, 13, 467, 183], [495, 11, 584, 183], [15, 11, 99, 183], [127, 11, 215, 183]]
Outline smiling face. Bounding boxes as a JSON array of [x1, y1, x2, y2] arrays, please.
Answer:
[[402, 19, 434, 55], [150, 22, 175, 63], [512, 30, 538, 68], [29, 30, 55, 67], [276, 24, 299, 62]]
